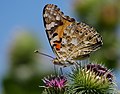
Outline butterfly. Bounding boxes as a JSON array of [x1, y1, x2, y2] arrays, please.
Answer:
[[43, 4, 103, 66]]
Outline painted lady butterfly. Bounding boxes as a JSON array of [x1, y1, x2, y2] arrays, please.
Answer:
[[43, 4, 103, 66]]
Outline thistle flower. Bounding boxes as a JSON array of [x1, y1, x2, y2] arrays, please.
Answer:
[[68, 63, 115, 94], [86, 64, 113, 82], [42, 75, 67, 94]]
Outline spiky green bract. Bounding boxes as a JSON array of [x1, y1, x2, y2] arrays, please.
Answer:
[[42, 88, 66, 94], [41, 75, 67, 94], [67, 64, 115, 94]]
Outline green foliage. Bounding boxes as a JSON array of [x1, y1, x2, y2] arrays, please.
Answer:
[[3, 31, 45, 94]]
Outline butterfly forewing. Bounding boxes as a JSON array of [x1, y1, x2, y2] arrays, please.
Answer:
[[43, 4, 75, 59], [43, 4, 103, 65]]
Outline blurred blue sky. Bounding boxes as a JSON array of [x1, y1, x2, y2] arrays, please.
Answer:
[[0, 0, 73, 93]]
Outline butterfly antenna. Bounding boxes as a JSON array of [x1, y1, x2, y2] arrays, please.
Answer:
[[34, 50, 54, 59]]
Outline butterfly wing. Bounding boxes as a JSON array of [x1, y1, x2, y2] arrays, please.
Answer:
[[43, 4, 75, 60], [43, 4, 103, 63]]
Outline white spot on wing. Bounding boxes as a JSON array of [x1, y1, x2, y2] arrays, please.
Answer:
[[56, 15, 60, 20], [62, 38, 67, 44], [44, 13, 48, 17], [54, 13, 57, 16], [46, 24, 51, 30], [50, 11, 53, 14], [84, 41, 90, 44], [50, 36, 59, 46], [71, 38, 78, 46], [48, 8, 51, 10], [51, 22, 55, 27], [60, 47, 66, 52], [71, 30, 74, 34], [46, 22, 55, 30]]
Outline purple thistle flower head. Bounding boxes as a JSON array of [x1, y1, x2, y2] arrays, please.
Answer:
[[86, 64, 113, 82], [43, 75, 67, 89]]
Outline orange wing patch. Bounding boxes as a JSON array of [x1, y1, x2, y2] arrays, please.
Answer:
[[53, 19, 72, 51]]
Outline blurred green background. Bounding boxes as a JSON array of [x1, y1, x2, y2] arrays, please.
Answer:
[[0, 0, 120, 94]]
